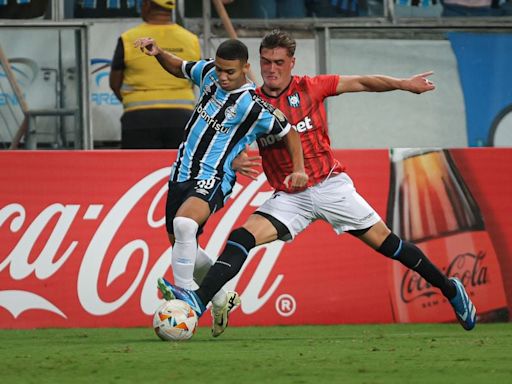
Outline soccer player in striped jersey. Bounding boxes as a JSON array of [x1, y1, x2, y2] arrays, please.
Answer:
[[157, 30, 477, 334], [135, 36, 308, 330]]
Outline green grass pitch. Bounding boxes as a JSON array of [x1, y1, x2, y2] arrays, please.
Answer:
[[1, 323, 511, 384]]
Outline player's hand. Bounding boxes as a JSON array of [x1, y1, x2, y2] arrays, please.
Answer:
[[283, 171, 308, 189], [134, 37, 160, 56], [406, 71, 435, 94], [232, 144, 262, 180]]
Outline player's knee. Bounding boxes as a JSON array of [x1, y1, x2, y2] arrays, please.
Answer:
[[227, 227, 256, 256], [377, 232, 403, 258], [173, 217, 199, 240]]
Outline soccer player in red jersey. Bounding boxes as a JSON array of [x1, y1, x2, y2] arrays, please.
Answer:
[[158, 30, 477, 335]]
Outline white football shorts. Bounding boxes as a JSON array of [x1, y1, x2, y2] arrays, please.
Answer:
[[256, 172, 381, 240]]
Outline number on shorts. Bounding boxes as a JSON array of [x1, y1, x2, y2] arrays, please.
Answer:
[[196, 178, 216, 190]]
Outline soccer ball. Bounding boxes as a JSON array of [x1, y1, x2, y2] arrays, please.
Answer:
[[153, 299, 198, 341]]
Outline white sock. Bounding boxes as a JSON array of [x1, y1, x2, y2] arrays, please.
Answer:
[[193, 246, 215, 284], [171, 217, 198, 289], [194, 246, 227, 308]]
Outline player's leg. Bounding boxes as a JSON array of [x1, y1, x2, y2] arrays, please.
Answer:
[[171, 176, 229, 290], [193, 246, 240, 337], [195, 189, 313, 307], [162, 180, 193, 296], [158, 190, 311, 321], [318, 173, 454, 296], [359, 222, 476, 330], [194, 247, 229, 309], [358, 221, 455, 297], [200, 213, 285, 337], [163, 178, 222, 290], [159, 178, 234, 316], [157, 215, 270, 318], [190, 177, 242, 320], [194, 214, 274, 307], [318, 172, 476, 330], [193, 247, 216, 289], [199, 191, 314, 335], [171, 196, 210, 289], [194, 247, 237, 310]]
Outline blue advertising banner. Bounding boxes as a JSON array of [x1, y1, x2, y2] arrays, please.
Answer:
[[448, 33, 512, 147]]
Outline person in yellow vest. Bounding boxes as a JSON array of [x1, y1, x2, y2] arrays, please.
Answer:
[[109, 0, 200, 148]]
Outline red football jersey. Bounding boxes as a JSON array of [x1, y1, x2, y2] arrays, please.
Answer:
[[255, 75, 345, 192]]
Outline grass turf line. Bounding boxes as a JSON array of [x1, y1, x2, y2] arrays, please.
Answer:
[[1, 323, 511, 384]]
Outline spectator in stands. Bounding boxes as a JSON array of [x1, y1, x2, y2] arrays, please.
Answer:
[[109, 0, 200, 149], [500, 0, 512, 14], [0, 0, 49, 19], [182, 0, 251, 18], [306, 0, 367, 17], [252, 0, 307, 18], [440, 0, 503, 15], [74, 0, 141, 18]]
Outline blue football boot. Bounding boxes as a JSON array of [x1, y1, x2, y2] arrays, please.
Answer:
[[157, 277, 206, 317], [449, 277, 477, 331]]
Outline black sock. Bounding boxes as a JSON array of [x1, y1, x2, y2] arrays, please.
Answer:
[[195, 227, 256, 305], [377, 233, 456, 299]]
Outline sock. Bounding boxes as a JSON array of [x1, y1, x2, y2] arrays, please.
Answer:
[[194, 247, 227, 308], [377, 233, 456, 299], [195, 227, 255, 305], [171, 217, 199, 289]]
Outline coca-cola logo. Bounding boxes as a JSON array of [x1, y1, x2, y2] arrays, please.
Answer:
[[0, 168, 286, 323], [399, 251, 487, 304]]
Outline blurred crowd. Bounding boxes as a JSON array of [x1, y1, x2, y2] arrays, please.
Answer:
[[1, 0, 511, 19]]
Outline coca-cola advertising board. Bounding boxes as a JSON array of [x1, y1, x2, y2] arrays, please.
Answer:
[[1, 149, 511, 329]]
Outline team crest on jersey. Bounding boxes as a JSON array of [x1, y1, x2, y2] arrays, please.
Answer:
[[225, 105, 237, 120], [288, 92, 300, 108]]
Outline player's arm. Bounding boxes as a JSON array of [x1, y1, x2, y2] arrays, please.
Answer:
[[282, 128, 308, 189], [335, 71, 435, 95], [134, 37, 186, 79]]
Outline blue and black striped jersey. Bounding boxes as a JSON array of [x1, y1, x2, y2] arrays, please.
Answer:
[[170, 59, 290, 196]]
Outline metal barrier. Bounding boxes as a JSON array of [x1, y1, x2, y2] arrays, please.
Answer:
[[25, 108, 80, 149], [0, 21, 91, 149]]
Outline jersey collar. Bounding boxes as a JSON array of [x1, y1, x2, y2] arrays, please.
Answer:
[[259, 76, 294, 99], [217, 80, 255, 94]]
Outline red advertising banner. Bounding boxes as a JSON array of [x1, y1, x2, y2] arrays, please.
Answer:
[[0, 149, 511, 329]]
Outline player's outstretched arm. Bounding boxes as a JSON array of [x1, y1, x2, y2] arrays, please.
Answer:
[[134, 37, 185, 79], [336, 71, 435, 95], [282, 129, 308, 189]]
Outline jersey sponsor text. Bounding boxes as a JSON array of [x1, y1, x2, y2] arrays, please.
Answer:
[[196, 104, 229, 134]]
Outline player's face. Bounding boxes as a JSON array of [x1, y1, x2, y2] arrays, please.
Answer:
[[214, 57, 250, 91], [260, 47, 295, 91]]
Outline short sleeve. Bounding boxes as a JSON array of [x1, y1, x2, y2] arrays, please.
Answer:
[[308, 74, 339, 100], [182, 59, 215, 87], [255, 107, 290, 139], [111, 37, 125, 71], [270, 107, 291, 138]]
